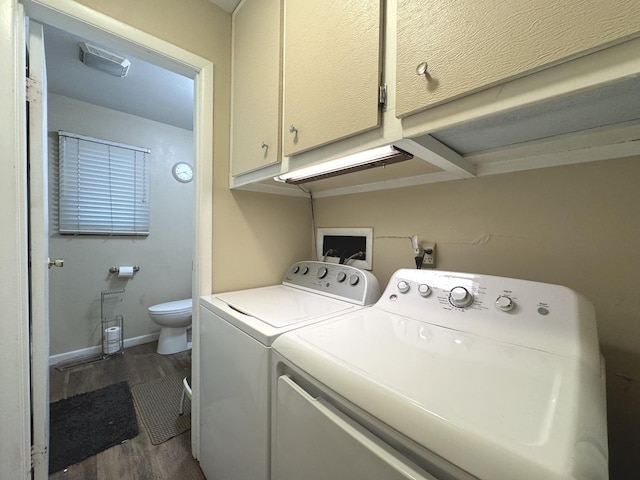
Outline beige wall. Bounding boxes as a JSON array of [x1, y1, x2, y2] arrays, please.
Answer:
[[47, 94, 195, 356], [74, 0, 312, 290], [314, 156, 640, 478]]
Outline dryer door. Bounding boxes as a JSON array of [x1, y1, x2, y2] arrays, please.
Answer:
[[273, 375, 437, 480]]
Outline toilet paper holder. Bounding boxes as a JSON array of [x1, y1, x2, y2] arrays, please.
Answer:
[[109, 265, 140, 274]]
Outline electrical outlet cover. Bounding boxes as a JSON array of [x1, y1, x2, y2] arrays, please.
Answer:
[[421, 242, 436, 268]]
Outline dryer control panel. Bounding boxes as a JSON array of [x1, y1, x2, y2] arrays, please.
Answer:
[[283, 261, 380, 306], [376, 269, 601, 372]]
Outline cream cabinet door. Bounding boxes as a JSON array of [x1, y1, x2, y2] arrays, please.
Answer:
[[396, 0, 640, 118], [283, 0, 383, 156], [231, 0, 282, 176]]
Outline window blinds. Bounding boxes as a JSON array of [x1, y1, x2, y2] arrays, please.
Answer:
[[58, 131, 150, 235]]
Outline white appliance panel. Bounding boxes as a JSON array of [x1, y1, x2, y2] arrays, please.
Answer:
[[217, 285, 356, 327], [200, 305, 270, 480], [276, 310, 568, 444], [274, 375, 437, 480], [271, 269, 608, 480]]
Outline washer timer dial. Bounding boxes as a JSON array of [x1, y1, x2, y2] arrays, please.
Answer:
[[449, 286, 474, 308]]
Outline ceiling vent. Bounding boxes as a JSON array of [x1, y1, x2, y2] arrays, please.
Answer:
[[79, 42, 131, 77]]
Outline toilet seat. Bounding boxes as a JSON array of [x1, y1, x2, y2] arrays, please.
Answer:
[[148, 299, 192, 316]]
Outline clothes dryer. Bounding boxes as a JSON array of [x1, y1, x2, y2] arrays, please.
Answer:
[[198, 261, 380, 480]]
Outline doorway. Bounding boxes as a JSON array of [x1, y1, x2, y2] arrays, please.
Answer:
[[43, 23, 197, 365], [22, 2, 214, 477]]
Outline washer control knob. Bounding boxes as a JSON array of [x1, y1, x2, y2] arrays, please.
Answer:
[[292, 265, 300, 274], [449, 286, 474, 308], [349, 274, 360, 286], [418, 284, 431, 297], [301, 267, 309, 275], [317, 267, 328, 279], [397, 281, 410, 293], [495, 295, 514, 312], [337, 272, 347, 283]]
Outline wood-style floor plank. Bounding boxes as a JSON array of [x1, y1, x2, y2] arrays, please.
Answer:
[[49, 342, 205, 480]]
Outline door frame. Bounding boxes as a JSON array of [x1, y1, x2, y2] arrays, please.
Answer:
[[3, 0, 214, 476]]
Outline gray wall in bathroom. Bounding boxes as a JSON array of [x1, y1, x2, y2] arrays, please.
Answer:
[[48, 93, 194, 357]]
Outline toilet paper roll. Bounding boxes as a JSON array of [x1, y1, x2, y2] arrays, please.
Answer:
[[118, 266, 134, 278], [104, 326, 121, 354]]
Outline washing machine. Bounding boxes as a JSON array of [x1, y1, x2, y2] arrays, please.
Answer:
[[271, 269, 608, 480], [198, 261, 380, 480]]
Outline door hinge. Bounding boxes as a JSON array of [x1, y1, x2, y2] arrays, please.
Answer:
[[26, 77, 42, 104], [30, 443, 47, 468], [379, 84, 387, 109]]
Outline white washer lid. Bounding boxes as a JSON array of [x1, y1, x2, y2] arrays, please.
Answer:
[[148, 298, 192, 315], [217, 286, 355, 327], [202, 285, 363, 346], [273, 308, 608, 480]]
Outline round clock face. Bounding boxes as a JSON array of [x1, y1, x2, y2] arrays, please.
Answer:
[[172, 162, 193, 183]]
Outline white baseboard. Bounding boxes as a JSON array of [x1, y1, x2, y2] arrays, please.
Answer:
[[49, 332, 160, 366]]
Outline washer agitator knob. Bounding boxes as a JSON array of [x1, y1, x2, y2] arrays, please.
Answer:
[[495, 295, 515, 312], [397, 281, 410, 293], [337, 272, 347, 283], [418, 284, 431, 297], [318, 267, 328, 279], [449, 286, 474, 308]]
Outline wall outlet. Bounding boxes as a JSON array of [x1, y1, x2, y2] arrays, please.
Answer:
[[421, 242, 436, 268]]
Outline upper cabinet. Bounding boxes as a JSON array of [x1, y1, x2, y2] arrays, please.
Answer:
[[230, 0, 282, 176], [396, 0, 640, 118], [230, 0, 640, 197], [282, 0, 383, 156]]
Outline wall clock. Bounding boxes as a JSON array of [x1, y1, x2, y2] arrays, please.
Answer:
[[172, 162, 193, 183]]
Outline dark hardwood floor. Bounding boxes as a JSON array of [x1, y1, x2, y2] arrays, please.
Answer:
[[49, 342, 206, 480]]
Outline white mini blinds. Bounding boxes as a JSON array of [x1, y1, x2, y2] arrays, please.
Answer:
[[58, 131, 150, 235]]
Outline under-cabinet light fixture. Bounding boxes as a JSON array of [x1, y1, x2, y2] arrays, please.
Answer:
[[274, 145, 413, 185]]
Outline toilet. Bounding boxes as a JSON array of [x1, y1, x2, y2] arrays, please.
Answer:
[[148, 298, 192, 355]]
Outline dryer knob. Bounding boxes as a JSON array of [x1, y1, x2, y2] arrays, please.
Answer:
[[449, 286, 474, 308], [397, 281, 410, 293], [495, 295, 514, 312], [418, 284, 431, 297], [337, 272, 347, 283], [301, 267, 309, 275], [349, 274, 360, 286], [317, 267, 328, 279]]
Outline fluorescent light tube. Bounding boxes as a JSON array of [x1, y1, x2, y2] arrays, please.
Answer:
[[275, 145, 413, 184]]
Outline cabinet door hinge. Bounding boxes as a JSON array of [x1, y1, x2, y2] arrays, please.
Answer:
[[26, 76, 42, 104], [31, 443, 47, 468], [379, 84, 387, 109]]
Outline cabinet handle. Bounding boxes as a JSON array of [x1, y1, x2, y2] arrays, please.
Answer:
[[415, 61, 429, 76], [260, 141, 268, 149], [289, 124, 297, 134]]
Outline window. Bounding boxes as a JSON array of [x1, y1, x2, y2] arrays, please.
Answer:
[[58, 131, 150, 235]]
